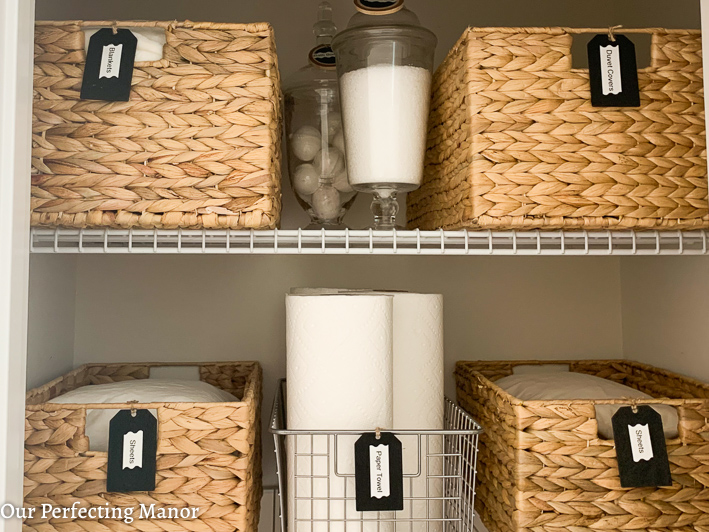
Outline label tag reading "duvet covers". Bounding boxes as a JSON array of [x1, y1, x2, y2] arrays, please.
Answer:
[[587, 34, 640, 107]]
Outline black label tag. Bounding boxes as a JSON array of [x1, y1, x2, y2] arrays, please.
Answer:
[[354, 432, 404, 512], [612, 405, 672, 488], [587, 34, 640, 107], [107, 409, 157, 492], [354, 0, 405, 14], [80, 28, 137, 102], [309, 45, 336, 69]]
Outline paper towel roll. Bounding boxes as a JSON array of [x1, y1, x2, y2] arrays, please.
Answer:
[[391, 293, 445, 532], [286, 294, 395, 532]]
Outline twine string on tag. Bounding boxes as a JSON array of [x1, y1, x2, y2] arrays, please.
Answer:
[[608, 25, 623, 42]]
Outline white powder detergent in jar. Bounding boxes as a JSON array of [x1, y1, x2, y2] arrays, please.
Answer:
[[332, 0, 436, 229]]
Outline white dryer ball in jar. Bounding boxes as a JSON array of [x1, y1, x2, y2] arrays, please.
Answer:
[[313, 147, 344, 177], [293, 164, 320, 196], [333, 169, 354, 193], [333, 131, 346, 153], [312, 186, 341, 220], [291, 126, 321, 162], [323, 111, 342, 138]]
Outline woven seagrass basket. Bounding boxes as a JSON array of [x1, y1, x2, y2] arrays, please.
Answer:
[[24, 361, 262, 532], [455, 359, 709, 532], [32, 21, 281, 229], [408, 28, 708, 231]]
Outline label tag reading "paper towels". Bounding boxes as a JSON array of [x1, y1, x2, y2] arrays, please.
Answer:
[[355, 432, 403, 511], [107, 409, 157, 492], [612, 405, 671, 488], [81, 28, 137, 101], [587, 34, 640, 107]]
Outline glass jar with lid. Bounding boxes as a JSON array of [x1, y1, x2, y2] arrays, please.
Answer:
[[332, 0, 437, 229], [283, 2, 356, 229]]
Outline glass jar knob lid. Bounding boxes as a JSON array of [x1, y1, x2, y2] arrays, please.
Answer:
[[354, 0, 405, 15]]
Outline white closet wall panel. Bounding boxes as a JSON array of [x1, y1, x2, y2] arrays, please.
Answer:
[[71, 255, 624, 484], [26, 255, 77, 390], [621, 257, 709, 382], [1, 0, 34, 522]]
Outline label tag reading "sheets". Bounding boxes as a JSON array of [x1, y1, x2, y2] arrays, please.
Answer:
[[612, 405, 671, 488], [107, 409, 157, 492]]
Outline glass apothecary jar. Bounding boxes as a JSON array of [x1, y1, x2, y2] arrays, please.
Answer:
[[332, 0, 437, 230], [283, 2, 356, 229]]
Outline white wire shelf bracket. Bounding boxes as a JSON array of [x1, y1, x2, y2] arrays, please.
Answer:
[[29, 228, 709, 255]]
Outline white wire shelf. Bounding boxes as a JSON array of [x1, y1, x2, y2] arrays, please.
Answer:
[[29, 227, 709, 255]]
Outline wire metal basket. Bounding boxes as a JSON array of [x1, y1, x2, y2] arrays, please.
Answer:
[[270, 380, 482, 532]]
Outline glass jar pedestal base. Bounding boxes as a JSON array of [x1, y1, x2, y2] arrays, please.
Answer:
[[357, 182, 418, 230], [304, 221, 349, 230]]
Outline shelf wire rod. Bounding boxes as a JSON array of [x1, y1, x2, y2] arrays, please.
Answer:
[[535, 230, 541, 255], [487, 230, 493, 255], [226, 228, 231, 253], [274, 229, 278, 254], [297, 228, 302, 254], [678, 230, 684, 255], [393, 229, 397, 254], [129, 228, 134, 253], [78, 229, 84, 253], [512, 230, 517, 254], [631, 231, 637, 255], [702, 231, 707, 254], [464, 230, 469, 255], [201, 229, 206, 253], [345, 228, 350, 253], [53, 227, 60, 253], [606, 230, 612, 255], [439, 228, 445, 254], [153, 229, 158, 253], [321, 228, 326, 254], [654, 231, 661, 255], [416, 228, 421, 254], [249, 229, 254, 253], [561, 230, 566, 254], [177, 228, 182, 253], [103, 228, 108, 253], [369, 228, 373, 254]]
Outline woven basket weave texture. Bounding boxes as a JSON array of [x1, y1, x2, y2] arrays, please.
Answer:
[[455, 359, 709, 532], [408, 28, 708, 230], [32, 21, 282, 229], [24, 362, 262, 532]]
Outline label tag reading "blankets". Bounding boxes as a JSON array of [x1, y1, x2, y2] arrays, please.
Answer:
[[81, 28, 137, 101]]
